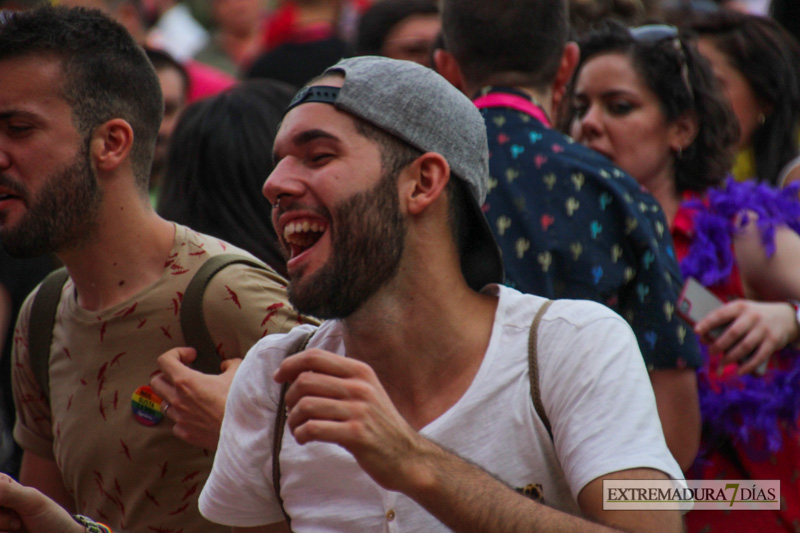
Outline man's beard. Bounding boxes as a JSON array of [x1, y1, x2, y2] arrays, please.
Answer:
[[287, 171, 406, 319], [0, 145, 103, 257]]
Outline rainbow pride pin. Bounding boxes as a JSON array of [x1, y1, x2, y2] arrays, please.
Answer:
[[131, 385, 164, 426]]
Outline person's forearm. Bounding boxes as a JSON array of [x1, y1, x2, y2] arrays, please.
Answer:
[[400, 438, 617, 533]]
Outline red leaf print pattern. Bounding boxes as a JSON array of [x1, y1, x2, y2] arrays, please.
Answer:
[[181, 470, 200, 483], [170, 262, 190, 276], [97, 362, 108, 381], [225, 286, 241, 308], [145, 489, 160, 507], [120, 439, 132, 461], [164, 252, 178, 268], [114, 302, 138, 318], [261, 302, 284, 326], [161, 325, 172, 339], [169, 503, 190, 516], [181, 482, 198, 501]]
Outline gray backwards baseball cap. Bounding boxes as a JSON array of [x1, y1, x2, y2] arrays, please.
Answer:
[[286, 55, 504, 291]]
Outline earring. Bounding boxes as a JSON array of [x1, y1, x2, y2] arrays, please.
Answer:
[[758, 113, 766, 125], [675, 146, 683, 159]]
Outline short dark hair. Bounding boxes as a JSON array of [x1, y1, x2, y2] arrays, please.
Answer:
[[440, 0, 569, 90], [352, 117, 469, 260], [355, 0, 438, 56], [567, 20, 738, 194], [684, 11, 800, 186], [0, 5, 163, 192], [157, 79, 296, 275]]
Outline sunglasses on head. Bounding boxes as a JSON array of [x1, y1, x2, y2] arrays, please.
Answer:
[[630, 24, 694, 103]]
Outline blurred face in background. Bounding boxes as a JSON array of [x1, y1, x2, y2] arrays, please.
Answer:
[[381, 13, 441, 67], [152, 65, 188, 183], [213, 0, 262, 37], [696, 37, 768, 150]]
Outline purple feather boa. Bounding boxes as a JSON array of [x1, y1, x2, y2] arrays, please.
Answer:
[[679, 178, 800, 455]]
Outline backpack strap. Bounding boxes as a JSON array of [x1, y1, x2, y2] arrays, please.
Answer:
[[27, 268, 70, 400], [181, 254, 288, 375], [528, 299, 554, 441], [272, 329, 316, 531], [27, 255, 287, 395]]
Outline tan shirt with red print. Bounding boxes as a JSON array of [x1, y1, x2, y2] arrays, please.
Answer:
[[12, 224, 306, 533]]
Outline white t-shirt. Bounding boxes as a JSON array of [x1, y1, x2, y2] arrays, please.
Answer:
[[200, 285, 683, 530]]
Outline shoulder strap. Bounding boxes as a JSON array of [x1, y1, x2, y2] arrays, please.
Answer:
[[26, 255, 285, 395], [528, 299, 554, 441], [181, 253, 288, 375], [27, 267, 70, 400], [272, 329, 316, 531]]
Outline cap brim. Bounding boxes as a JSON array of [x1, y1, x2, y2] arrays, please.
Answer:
[[461, 192, 504, 292]]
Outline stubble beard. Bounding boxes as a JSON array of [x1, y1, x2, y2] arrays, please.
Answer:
[[287, 170, 406, 320], [0, 145, 103, 258]]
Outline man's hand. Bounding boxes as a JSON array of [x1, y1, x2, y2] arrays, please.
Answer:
[[0, 474, 83, 533], [272, 349, 679, 532], [150, 347, 242, 450], [273, 348, 433, 494], [695, 300, 799, 375]]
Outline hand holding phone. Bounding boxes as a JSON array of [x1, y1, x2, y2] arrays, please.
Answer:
[[677, 277, 767, 375]]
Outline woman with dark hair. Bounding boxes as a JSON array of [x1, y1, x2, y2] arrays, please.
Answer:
[[157, 79, 295, 276], [565, 20, 800, 532], [684, 10, 800, 187]]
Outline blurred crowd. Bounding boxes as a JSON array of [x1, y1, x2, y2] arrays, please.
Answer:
[[1, 0, 800, 532]]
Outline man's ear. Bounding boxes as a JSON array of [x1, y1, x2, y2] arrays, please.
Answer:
[[552, 41, 580, 117], [434, 49, 467, 94], [90, 118, 134, 173], [401, 152, 450, 216]]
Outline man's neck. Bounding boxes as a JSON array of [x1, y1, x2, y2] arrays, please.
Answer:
[[58, 203, 176, 312], [339, 270, 498, 430], [469, 82, 554, 119]]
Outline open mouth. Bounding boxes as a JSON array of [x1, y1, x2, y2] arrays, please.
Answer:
[[283, 218, 329, 259], [0, 192, 21, 205]]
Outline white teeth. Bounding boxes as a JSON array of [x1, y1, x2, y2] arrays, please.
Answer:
[[283, 218, 327, 246]]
